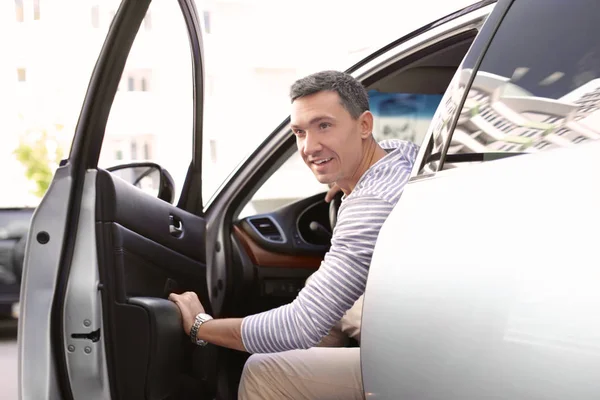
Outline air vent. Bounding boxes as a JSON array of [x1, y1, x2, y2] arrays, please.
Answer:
[[249, 217, 283, 242]]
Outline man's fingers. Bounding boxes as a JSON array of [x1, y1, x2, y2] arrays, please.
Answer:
[[170, 291, 200, 306], [183, 291, 198, 301], [325, 189, 333, 203], [325, 185, 340, 203]]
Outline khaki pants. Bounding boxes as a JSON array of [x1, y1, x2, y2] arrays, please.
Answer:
[[238, 293, 365, 399], [238, 347, 362, 400]]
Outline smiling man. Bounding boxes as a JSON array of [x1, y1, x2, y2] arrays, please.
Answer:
[[169, 70, 418, 399]]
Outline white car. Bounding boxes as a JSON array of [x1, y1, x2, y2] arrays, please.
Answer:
[[19, 0, 600, 399]]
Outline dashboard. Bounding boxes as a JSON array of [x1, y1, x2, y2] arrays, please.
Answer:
[[237, 192, 333, 258], [231, 192, 333, 306]]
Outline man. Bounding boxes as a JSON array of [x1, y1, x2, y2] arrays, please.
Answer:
[[170, 70, 418, 399]]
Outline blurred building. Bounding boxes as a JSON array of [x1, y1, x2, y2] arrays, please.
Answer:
[[450, 70, 600, 156], [0, 0, 477, 208]]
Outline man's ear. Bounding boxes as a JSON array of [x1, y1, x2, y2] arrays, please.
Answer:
[[359, 111, 374, 139]]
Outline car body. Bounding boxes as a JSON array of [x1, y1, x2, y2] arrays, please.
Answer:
[[18, 0, 600, 399]]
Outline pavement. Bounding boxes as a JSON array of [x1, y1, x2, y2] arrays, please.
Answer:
[[0, 319, 18, 400]]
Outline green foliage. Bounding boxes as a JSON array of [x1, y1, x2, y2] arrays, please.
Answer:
[[13, 128, 64, 198]]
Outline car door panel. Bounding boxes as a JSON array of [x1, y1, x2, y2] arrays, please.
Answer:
[[122, 297, 185, 400], [363, 140, 600, 399], [95, 169, 210, 399], [96, 170, 208, 299], [110, 225, 205, 297], [363, 1, 600, 397]]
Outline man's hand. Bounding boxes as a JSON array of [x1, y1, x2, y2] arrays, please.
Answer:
[[168, 291, 206, 336], [169, 292, 246, 351], [325, 183, 341, 203]]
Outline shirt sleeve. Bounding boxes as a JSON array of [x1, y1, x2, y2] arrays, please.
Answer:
[[241, 194, 395, 354]]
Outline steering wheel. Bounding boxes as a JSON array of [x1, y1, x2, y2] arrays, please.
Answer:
[[328, 191, 343, 232]]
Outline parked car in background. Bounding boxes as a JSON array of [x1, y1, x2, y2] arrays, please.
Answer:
[[18, 0, 600, 399], [0, 208, 31, 319]]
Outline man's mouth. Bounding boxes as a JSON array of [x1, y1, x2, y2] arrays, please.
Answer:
[[312, 158, 333, 166]]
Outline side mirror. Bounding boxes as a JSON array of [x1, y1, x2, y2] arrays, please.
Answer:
[[106, 162, 175, 204]]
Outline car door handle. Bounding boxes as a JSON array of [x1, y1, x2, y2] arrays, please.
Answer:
[[169, 215, 184, 238]]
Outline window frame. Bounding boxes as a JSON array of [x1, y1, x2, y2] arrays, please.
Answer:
[[413, 0, 512, 178], [442, 0, 600, 168], [414, 0, 600, 176]]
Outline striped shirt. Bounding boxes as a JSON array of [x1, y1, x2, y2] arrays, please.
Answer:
[[241, 139, 419, 353]]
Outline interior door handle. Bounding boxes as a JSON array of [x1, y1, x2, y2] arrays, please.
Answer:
[[169, 215, 184, 238]]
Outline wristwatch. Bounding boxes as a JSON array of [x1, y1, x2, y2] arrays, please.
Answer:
[[190, 313, 213, 346]]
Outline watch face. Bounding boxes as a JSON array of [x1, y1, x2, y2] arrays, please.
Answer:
[[198, 313, 213, 322]]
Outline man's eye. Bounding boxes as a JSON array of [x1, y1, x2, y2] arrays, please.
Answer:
[[293, 130, 305, 137], [319, 123, 331, 129]]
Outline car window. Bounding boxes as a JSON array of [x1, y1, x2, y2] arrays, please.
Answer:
[[238, 149, 328, 218], [369, 90, 443, 144], [97, 0, 193, 203], [443, 0, 600, 169]]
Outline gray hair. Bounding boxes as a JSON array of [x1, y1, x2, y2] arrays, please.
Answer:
[[290, 70, 369, 119]]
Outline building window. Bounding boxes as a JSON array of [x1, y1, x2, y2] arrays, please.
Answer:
[[131, 142, 138, 160], [15, 0, 24, 22], [115, 150, 123, 160], [203, 11, 211, 34], [33, 0, 40, 20], [91, 5, 100, 28], [17, 68, 26, 82], [143, 142, 150, 159], [123, 70, 152, 92]]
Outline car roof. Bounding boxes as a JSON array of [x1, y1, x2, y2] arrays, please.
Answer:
[[346, 0, 495, 74]]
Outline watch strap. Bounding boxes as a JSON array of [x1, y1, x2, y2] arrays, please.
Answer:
[[190, 313, 213, 346]]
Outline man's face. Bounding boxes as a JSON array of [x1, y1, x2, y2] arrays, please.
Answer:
[[291, 91, 371, 188]]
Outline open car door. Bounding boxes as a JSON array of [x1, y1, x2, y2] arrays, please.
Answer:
[[18, 1, 214, 399]]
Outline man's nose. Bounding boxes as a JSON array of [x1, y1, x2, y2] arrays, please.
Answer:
[[302, 132, 322, 156]]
